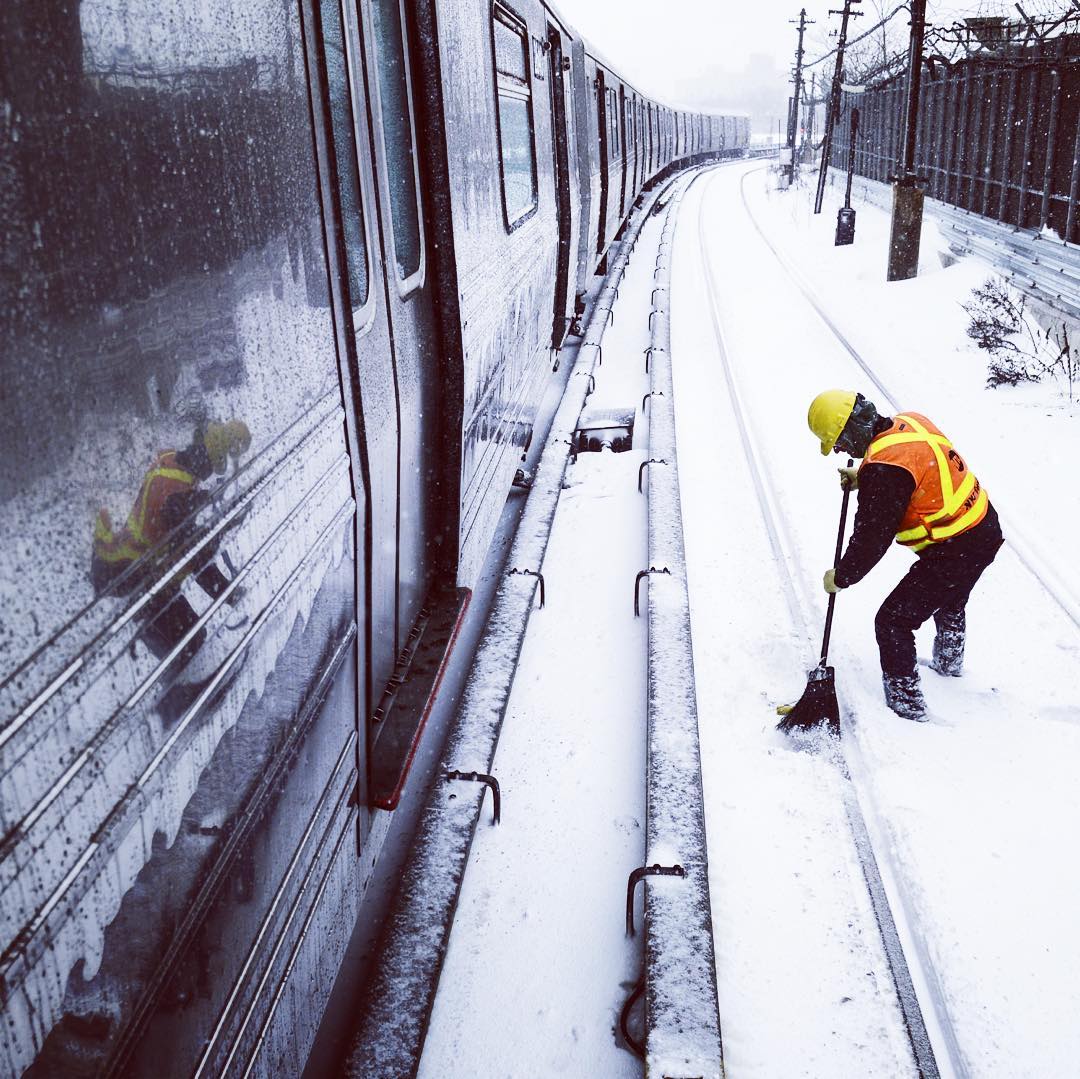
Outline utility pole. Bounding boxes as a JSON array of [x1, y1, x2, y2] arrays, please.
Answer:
[[784, 8, 813, 186], [887, 0, 928, 280], [814, 0, 863, 213]]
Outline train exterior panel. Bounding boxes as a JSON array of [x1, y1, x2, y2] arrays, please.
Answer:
[[574, 49, 606, 285], [435, 0, 559, 585], [0, 4, 368, 1076], [0, 0, 749, 1073]]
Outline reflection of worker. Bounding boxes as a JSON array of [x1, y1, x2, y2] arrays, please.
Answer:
[[92, 419, 251, 664], [808, 391, 1003, 721]]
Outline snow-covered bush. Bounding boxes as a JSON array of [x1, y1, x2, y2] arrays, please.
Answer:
[[962, 277, 1074, 395]]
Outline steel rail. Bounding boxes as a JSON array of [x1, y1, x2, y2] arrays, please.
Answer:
[[696, 167, 951, 1079], [742, 167, 1080, 636]]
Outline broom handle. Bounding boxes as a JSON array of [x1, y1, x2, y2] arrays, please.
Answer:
[[819, 458, 855, 666]]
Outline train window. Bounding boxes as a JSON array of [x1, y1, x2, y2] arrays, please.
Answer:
[[318, 0, 370, 310], [607, 88, 619, 157], [370, 0, 424, 286], [492, 3, 538, 229], [1, 0, 358, 1073]]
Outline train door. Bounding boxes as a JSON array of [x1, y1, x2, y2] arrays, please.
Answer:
[[357, 0, 441, 669], [596, 70, 609, 254], [547, 24, 573, 347], [306, 0, 393, 770], [312, 0, 389, 837], [647, 103, 654, 177], [637, 101, 644, 189], [618, 86, 628, 218]]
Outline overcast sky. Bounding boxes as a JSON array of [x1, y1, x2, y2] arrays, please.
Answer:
[[557, 0, 800, 109]]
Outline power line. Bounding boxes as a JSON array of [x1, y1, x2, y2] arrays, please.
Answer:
[[804, 1, 910, 67]]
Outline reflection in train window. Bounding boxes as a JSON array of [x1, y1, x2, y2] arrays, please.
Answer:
[[319, 0, 370, 310], [0, 0, 355, 1073], [370, 0, 423, 283], [492, 3, 538, 229]]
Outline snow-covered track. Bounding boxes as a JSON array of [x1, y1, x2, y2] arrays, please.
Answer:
[[738, 167, 1080, 638], [696, 168, 951, 1079], [637, 175, 725, 1078], [343, 174, 688, 1078]]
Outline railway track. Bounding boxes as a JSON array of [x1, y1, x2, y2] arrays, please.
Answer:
[[694, 165, 957, 1079]]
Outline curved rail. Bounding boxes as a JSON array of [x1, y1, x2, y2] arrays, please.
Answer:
[[697, 167, 954, 1079]]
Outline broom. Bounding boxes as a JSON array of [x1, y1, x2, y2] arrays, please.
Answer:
[[776, 458, 854, 733]]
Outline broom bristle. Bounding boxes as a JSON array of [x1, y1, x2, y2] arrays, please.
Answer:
[[776, 665, 840, 733]]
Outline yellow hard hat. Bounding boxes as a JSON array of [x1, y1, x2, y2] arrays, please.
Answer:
[[205, 419, 252, 474], [807, 390, 857, 456]]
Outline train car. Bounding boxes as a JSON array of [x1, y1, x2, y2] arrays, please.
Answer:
[[0, 1, 748, 1075]]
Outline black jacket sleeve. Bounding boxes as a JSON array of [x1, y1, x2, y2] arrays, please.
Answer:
[[834, 463, 915, 588]]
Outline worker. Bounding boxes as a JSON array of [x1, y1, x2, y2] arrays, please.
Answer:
[[92, 418, 251, 666], [807, 390, 1003, 721]]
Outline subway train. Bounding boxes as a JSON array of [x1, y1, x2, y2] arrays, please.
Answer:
[[0, 0, 749, 1074]]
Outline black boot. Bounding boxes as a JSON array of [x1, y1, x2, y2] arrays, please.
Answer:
[[930, 608, 965, 677], [882, 673, 927, 721]]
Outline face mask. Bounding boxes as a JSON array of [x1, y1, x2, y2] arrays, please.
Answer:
[[836, 395, 879, 457]]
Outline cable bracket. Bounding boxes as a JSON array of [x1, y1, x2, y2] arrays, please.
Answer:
[[444, 770, 501, 824], [625, 863, 686, 936], [508, 567, 545, 608]]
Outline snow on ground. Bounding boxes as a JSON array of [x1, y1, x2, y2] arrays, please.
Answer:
[[418, 209, 671, 1078], [672, 171, 918, 1078], [676, 160, 1080, 1077], [418, 161, 1080, 1078]]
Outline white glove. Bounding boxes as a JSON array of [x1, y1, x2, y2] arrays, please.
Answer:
[[838, 466, 859, 491]]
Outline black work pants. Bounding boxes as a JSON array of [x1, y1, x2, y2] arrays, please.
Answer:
[[875, 504, 1003, 678]]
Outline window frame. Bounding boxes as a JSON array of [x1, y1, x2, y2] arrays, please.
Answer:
[[490, 1, 540, 233], [364, 0, 427, 298], [607, 86, 619, 159], [327, 0, 377, 335]]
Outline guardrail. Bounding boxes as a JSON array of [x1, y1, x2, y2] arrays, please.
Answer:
[[828, 167, 1080, 323]]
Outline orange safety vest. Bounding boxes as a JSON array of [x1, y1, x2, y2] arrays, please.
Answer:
[[861, 412, 988, 553], [94, 451, 196, 567]]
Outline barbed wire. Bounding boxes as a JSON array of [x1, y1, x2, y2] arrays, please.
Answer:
[[805, 0, 1080, 76]]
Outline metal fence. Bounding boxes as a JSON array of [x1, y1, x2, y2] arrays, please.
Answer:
[[829, 34, 1080, 243]]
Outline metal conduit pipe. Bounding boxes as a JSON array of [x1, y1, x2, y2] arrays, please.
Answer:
[[637, 173, 725, 1077], [344, 167, 701, 1079]]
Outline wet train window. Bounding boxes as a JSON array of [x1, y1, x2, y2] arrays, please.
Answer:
[[607, 88, 619, 157], [492, 3, 538, 229], [370, 0, 424, 284], [0, 0, 358, 1074], [319, 0, 370, 310]]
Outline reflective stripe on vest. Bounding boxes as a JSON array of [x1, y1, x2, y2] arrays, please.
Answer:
[[124, 452, 195, 548], [93, 508, 144, 565], [863, 412, 988, 552], [93, 452, 196, 568]]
